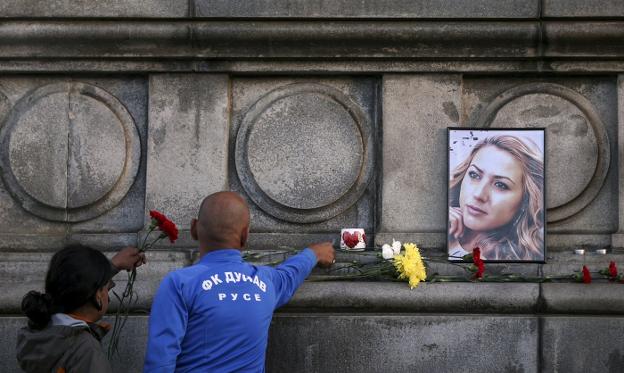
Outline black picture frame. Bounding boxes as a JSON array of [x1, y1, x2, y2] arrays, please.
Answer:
[[447, 128, 546, 263]]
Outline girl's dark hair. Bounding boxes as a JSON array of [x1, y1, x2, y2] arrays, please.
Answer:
[[21, 244, 113, 329]]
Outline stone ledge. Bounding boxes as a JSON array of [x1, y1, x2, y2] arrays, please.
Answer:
[[283, 282, 540, 313], [1, 60, 624, 74], [542, 283, 624, 314], [3, 249, 624, 314], [0, 20, 622, 60], [0, 21, 539, 59]]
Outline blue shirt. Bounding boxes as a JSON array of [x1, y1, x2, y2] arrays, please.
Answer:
[[143, 248, 317, 373]]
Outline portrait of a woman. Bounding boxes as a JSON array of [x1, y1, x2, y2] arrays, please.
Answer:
[[448, 130, 545, 262]]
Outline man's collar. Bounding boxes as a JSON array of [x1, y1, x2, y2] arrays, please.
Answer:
[[199, 248, 243, 264]]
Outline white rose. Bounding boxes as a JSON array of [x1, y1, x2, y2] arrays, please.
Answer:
[[391, 239, 402, 255], [381, 244, 394, 259]]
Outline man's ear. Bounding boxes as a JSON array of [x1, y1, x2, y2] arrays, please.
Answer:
[[240, 225, 249, 248], [191, 218, 198, 241]]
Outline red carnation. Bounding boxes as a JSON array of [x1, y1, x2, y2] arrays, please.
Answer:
[[473, 247, 485, 280], [609, 261, 618, 279], [342, 231, 359, 249], [149, 210, 178, 243], [149, 210, 167, 225], [582, 265, 591, 284], [159, 220, 178, 243]]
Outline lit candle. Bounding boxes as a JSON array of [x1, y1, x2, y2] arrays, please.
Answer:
[[574, 249, 585, 255]]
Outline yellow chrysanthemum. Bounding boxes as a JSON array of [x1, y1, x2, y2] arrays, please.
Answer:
[[393, 242, 427, 289]]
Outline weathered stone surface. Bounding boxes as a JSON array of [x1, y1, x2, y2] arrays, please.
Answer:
[[0, 77, 147, 240], [4, 60, 624, 75], [0, 21, 541, 59], [195, 0, 539, 18], [285, 282, 539, 313], [146, 74, 229, 226], [0, 82, 140, 222], [230, 77, 377, 231], [245, 90, 362, 210], [235, 82, 374, 223], [380, 75, 461, 234], [544, 22, 624, 58], [268, 315, 538, 373], [543, 0, 624, 17], [542, 283, 624, 314], [613, 75, 624, 248], [0, 0, 187, 18], [542, 317, 624, 373]]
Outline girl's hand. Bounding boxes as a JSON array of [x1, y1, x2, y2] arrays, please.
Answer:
[[448, 207, 465, 240], [111, 247, 147, 272]]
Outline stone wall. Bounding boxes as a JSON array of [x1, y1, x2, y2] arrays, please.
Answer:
[[1, 0, 624, 372]]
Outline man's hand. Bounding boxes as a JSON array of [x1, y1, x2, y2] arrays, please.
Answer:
[[308, 242, 335, 268], [111, 246, 147, 272]]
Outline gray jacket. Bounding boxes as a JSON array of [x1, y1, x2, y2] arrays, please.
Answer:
[[16, 314, 112, 373]]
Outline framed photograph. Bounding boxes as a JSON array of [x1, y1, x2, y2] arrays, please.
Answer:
[[447, 128, 545, 263]]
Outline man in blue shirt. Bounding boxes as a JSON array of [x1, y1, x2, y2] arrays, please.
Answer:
[[144, 191, 335, 372]]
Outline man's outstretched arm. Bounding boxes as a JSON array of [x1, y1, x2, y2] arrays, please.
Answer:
[[271, 242, 335, 308]]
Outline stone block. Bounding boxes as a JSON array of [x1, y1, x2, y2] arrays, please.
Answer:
[[543, 0, 624, 17], [146, 74, 229, 226], [195, 0, 539, 18], [0, 0, 187, 18], [0, 317, 27, 373], [0, 76, 147, 246], [380, 74, 462, 234], [541, 283, 624, 314], [230, 77, 377, 231], [544, 22, 624, 58], [284, 282, 539, 313], [615, 75, 624, 247], [0, 21, 540, 60], [268, 315, 538, 373], [542, 317, 624, 373]]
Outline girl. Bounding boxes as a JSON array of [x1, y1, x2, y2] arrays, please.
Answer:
[[17, 244, 145, 373]]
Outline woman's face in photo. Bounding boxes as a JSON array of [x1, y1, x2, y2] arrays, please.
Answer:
[[459, 145, 524, 232]]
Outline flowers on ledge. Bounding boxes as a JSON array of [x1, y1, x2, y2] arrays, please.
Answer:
[[322, 239, 624, 289], [393, 243, 427, 289]]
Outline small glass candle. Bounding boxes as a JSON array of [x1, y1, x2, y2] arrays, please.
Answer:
[[340, 228, 366, 251], [596, 249, 607, 255], [574, 249, 585, 255]]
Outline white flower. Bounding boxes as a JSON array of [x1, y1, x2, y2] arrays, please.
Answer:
[[381, 244, 395, 260], [391, 239, 402, 255]]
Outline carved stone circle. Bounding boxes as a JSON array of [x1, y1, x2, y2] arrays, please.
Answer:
[[474, 83, 610, 223], [0, 82, 140, 222], [235, 83, 373, 223]]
